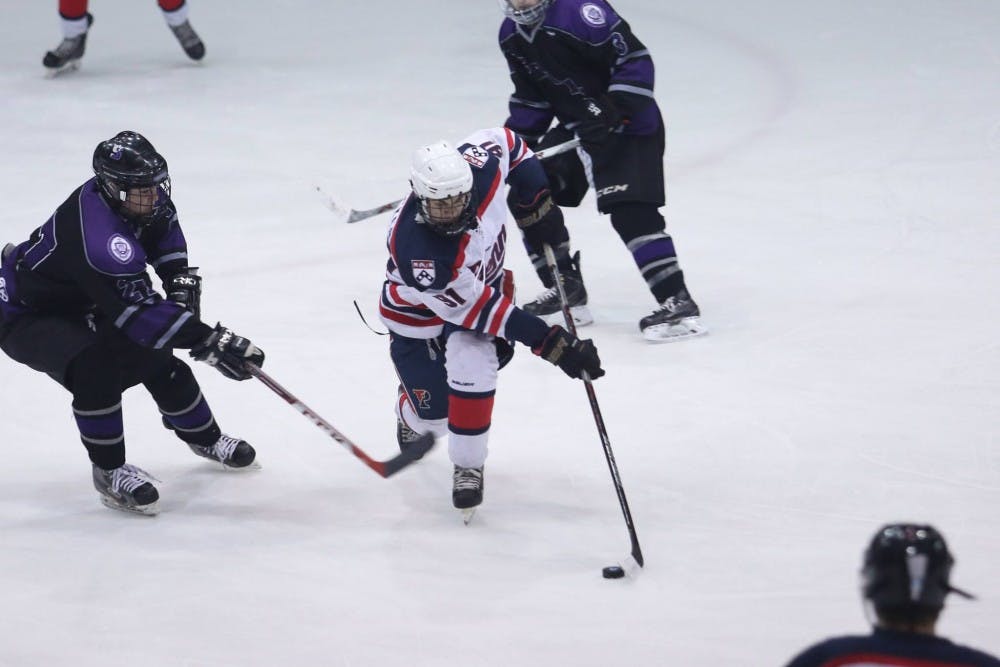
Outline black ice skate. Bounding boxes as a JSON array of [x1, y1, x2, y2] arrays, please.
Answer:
[[42, 13, 93, 73], [397, 417, 427, 460], [639, 288, 707, 342], [169, 20, 205, 60], [523, 251, 593, 326], [188, 434, 258, 469], [453, 465, 484, 524], [92, 463, 160, 516]]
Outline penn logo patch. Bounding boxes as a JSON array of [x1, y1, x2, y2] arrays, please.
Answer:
[[581, 3, 607, 26], [462, 145, 490, 168], [411, 260, 436, 287], [108, 234, 134, 264]]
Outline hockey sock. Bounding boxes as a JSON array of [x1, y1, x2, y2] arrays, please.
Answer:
[[609, 202, 686, 302], [59, 13, 90, 39], [59, 0, 88, 21], [159, 0, 189, 26], [68, 346, 125, 470], [527, 240, 572, 288], [447, 388, 493, 469], [146, 357, 221, 446]]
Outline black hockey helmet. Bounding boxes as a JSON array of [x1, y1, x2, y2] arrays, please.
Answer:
[[93, 131, 172, 224], [861, 523, 974, 616]]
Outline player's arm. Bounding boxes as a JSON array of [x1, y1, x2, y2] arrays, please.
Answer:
[[142, 215, 202, 317], [603, 18, 656, 120], [502, 50, 555, 142]]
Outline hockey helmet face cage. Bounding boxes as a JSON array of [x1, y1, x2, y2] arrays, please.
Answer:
[[498, 0, 552, 25], [861, 524, 974, 616], [93, 131, 171, 226], [410, 141, 477, 237]]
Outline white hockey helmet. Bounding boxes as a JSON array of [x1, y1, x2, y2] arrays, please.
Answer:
[[410, 141, 477, 237], [497, 0, 552, 26]]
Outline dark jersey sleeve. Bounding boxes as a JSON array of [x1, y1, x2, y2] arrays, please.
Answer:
[[139, 204, 190, 284], [501, 44, 556, 138]]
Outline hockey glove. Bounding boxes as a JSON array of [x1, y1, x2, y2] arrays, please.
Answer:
[[166, 267, 202, 318], [533, 325, 605, 380], [507, 188, 566, 249], [576, 95, 623, 153], [190, 323, 265, 381]]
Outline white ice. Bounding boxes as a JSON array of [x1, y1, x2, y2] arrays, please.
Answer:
[[1, 1, 998, 665]]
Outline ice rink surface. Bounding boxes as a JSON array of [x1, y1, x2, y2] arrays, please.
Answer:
[[1, 1, 998, 665]]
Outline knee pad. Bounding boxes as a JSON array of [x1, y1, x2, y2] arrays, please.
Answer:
[[444, 331, 498, 393], [608, 202, 666, 242]]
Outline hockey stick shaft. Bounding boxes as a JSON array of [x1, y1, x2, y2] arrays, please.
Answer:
[[334, 137, 582, 224], [248, 365, 434, 478], [543, 244, 644, 567]]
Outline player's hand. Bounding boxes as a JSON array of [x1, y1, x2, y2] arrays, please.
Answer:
[[166, 267, 201, 318], [576, 96, 623, 152], [533, 325, 605, 380], [190, 323, 264, 381]]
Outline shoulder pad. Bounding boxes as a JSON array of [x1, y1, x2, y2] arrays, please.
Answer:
[[78, 181, 148, 276]]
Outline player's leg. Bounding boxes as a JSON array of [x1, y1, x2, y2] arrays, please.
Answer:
[[0, 313, 158, 514], [124, 340, 256, 469], [158, 0, 205, 60], [517, 127, 592, 325], [43, 0, 93, 70], [390, 334, 449, 459], [443, 331, 500, 510], [593, 119, 705, 341]]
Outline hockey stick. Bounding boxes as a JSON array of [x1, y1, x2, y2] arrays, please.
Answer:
[[543, 244, 645, 572], [248, 365, 434, 478], [318, 137, 582, 224]]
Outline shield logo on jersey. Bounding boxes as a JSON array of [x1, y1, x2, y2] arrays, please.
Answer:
[[581, 3, 607, 26], [462, 145, 490, 168], [108, 234, 134, 264], [411, 260, 436, 287]]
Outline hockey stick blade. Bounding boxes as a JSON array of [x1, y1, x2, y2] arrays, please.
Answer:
[[249, 365, 434, 478]]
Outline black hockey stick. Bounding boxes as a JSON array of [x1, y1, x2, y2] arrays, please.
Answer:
[[543, 244, 645, 572], [249, 365, 434, 478], [318, 137, 582, 224]]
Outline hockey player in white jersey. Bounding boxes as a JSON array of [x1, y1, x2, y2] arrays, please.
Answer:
[[379, 128, 604, 517]]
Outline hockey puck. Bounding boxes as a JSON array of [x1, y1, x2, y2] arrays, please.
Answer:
[[602, 565, 625, 579]]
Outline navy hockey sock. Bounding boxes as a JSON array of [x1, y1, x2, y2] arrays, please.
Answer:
[[68, 346, 125, 469], [146, 357, 221, 446], [609, 202, 686, 302]]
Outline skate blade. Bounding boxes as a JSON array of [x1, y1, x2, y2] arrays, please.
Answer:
[[461, 508, 478, 525], [642, 317, 707, 343], [100, 495, 160, 516], [45, 61, 80, 78], [541, 305, 594, 327]]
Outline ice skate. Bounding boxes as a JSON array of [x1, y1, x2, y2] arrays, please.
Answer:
[[523, 251, 593, 326], [639, 288, 706, 342], [43, 13, 93, 74], [169, 20, 205, 61], [397, 417, 428, 461], [92, 463, 160, 516], [187, 434, 258, 470], [453, 465, 484, 523]]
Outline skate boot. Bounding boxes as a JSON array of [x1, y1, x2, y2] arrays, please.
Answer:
[[92, 463, 160, 516], [42, 13, 93, 71], [639, 288, 707, 342], [523, 251, 593, 326], [397, 417, 428, 460], [169, 20, 205, 60], [188, 434, 257, 469], [452, 465, 484, 514]]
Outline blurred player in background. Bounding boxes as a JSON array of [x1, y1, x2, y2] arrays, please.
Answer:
[[43, 0, 205, 73]]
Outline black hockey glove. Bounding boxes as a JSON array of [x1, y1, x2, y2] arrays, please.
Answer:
[[166, 267, 202, 318], [532, 325, 605, 380], [507, 188, 565, 248], [576, 95, 623, 153], [190, 323, 265, 381]]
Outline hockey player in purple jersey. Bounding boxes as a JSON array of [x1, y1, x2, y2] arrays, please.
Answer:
[[0, 131, 264, 516], [380, 128, 604, 516], [497, 0, 704, 342], [783, 524, 999, 667]]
